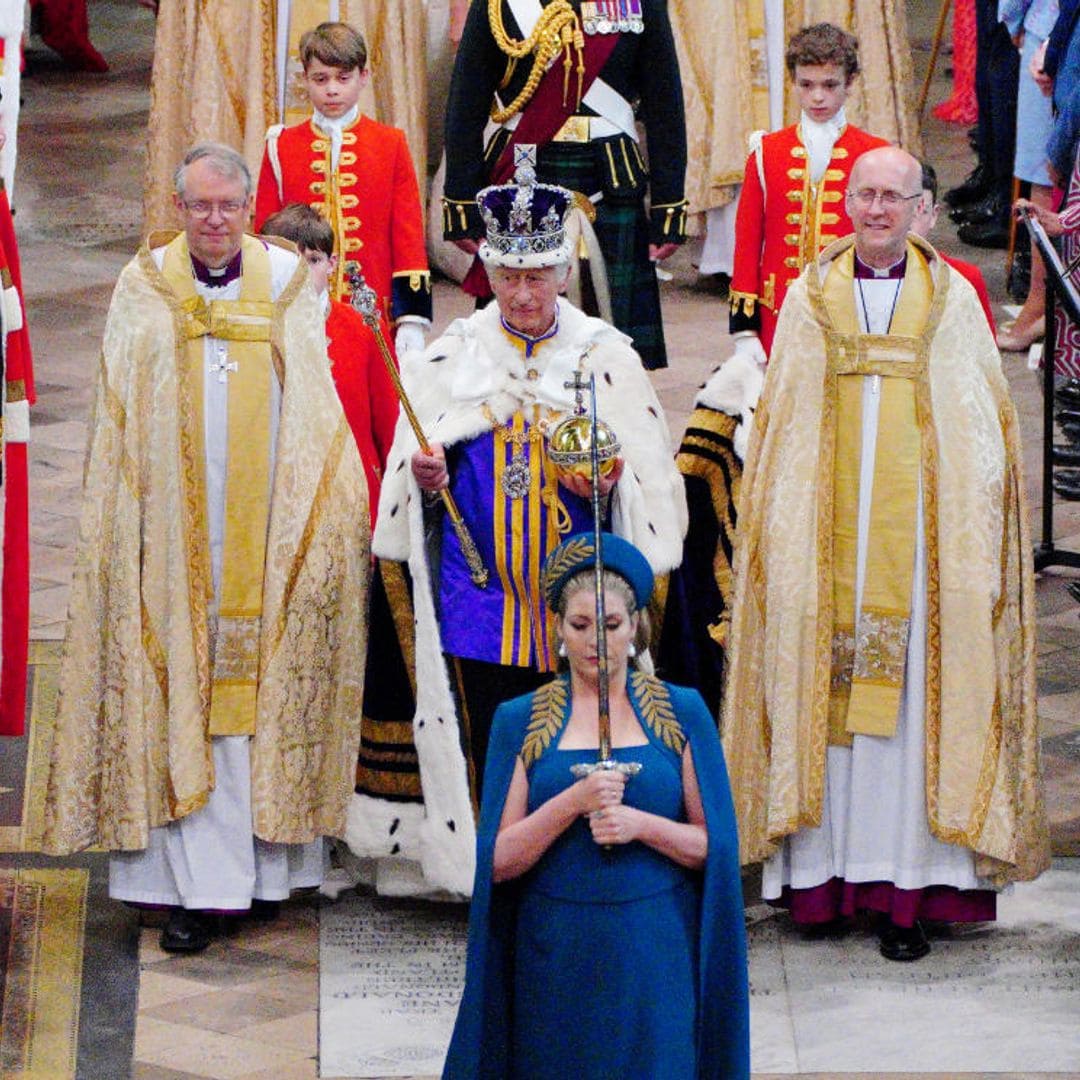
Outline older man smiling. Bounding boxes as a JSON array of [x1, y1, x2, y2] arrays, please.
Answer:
[[723, 146, 1050, 962]]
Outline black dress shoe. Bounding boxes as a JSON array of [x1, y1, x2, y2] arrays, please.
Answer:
[[944, 164, 991, 208], [1052, 470, 1080, 500], [1062, 422, 1080, 446], [160, 908, 213, 953], [1007, 245, 1031, 303], [1057, 381, 1080, 407], [879, 920, 930, 962], [950, 190, 1006, 226], [957, 218, 1010, 249], [1053, 444, 1080, 466], [1056, 408, 1080, 426], [248, 898, 281, 922]]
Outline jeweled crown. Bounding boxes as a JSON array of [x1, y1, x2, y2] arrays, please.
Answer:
[[476, 145, 573, 267]]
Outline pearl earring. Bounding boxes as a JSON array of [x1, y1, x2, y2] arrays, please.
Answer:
[[627, 642, 637, 658], [557, 640, 567, 657]]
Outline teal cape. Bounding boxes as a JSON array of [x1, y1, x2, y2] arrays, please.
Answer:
[[443, 676, 750, 1079]]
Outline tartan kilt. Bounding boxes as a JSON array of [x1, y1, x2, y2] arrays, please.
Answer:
[[536, 140, 668, 370]]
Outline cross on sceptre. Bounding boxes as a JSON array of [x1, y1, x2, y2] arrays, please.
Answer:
[[563, 351, 593, 414]]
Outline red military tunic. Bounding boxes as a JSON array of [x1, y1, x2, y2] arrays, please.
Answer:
[[729, 123, 888, 355], [0, 181, 33, 736], [325, 298, 399, 529], [255, 114, 431, 322], [942, 254, 996, 335]]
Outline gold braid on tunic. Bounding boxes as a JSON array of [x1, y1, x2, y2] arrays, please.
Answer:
[[488, 0, 586, 121]]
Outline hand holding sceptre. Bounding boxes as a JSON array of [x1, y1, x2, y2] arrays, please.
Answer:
[[345, 262, 489, 589]]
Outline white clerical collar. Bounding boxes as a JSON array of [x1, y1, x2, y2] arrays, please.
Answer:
[[800, 106, 847, 183], [319, 288, 331, 320]]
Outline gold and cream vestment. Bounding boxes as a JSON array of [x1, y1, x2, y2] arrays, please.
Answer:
[[723, 236, 1050, 890], [43, 233, 370, 856]]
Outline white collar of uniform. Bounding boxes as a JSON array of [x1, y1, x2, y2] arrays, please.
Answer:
[[313, 104, 359, 171], [313, 103, 359, 135], [800, 106, 846, 182]]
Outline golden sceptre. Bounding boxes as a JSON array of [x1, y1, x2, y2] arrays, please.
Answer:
[[346, 262, 489, 588]]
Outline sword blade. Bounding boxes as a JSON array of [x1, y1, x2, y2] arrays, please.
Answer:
[[589, 373, 612, 762]]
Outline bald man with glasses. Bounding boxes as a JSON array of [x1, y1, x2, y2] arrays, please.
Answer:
[[723, 146, 1049, 962]]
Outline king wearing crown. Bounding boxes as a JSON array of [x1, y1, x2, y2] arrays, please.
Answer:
[[345, 151, 687, 896]]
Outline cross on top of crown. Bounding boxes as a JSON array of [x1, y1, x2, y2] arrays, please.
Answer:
[[513, 144, 538, 187]]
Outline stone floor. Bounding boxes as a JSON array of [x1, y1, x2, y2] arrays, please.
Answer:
[[11, 1, 1080, 1078]]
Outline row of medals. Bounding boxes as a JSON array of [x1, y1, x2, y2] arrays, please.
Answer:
[[580, 0, 645, 35]]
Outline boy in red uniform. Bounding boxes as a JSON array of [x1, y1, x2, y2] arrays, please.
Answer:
[[260, 203, 398, 527], [254, 21, 431, 358], [729, 23, 889, 363]]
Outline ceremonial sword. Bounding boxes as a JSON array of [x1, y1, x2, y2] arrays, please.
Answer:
[[569, 373, 641, 781], [345, 262, 489, 588]]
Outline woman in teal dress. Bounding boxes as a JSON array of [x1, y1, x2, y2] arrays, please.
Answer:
[[444, 533, 749, 1080]]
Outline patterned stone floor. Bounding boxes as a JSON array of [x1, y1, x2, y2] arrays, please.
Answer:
[[13, 2, 1080, 1078]]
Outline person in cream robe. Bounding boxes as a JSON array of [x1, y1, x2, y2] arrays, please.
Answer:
[[723, 147, 1049, 962], [44, 145, 369, 953]]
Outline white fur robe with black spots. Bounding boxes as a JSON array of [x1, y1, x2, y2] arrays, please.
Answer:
[[345, 298, 687, 896]]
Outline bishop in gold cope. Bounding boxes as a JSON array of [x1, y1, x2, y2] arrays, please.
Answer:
[[43, 143, 370, 954]]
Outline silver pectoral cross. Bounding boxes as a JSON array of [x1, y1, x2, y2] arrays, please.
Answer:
[[209, 346, 238, 383]]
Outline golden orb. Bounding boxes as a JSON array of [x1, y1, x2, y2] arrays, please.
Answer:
[[547, 413, 621, 483]]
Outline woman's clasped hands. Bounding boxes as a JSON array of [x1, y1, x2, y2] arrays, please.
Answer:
[[574, 768, 638, 846]]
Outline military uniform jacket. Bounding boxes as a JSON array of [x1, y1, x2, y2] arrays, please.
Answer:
[[729, 123, 887, 354], [443, 0, 688, 246], [254, 115, 431, 322]]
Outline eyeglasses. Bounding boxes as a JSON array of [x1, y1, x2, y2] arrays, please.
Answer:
[[180, 200, 249, 219], [847, 188, 923, 209]]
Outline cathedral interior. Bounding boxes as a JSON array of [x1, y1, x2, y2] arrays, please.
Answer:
[[0, 1, 1077, 1078]]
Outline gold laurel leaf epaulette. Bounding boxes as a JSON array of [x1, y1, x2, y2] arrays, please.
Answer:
[[522, 677, 569, 768], [630, 673, 684, 753]]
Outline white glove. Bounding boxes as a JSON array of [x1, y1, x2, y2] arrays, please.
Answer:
[[732, 331, 767, 368], [394, 321, 426, 357]]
